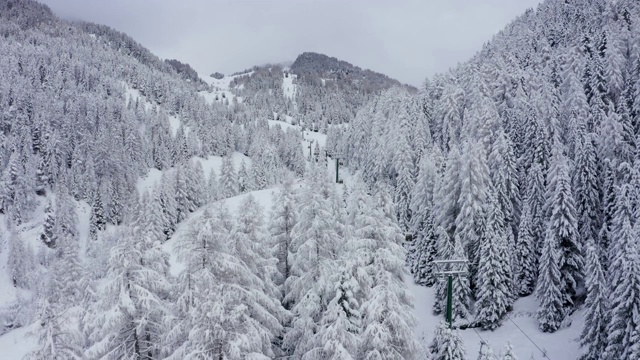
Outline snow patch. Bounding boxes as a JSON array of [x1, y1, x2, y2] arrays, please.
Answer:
[[405, 275, 583, 359], [0, 324, 38, 359]]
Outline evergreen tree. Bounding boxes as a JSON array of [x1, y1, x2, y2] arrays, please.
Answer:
[[238, 159, 249, 193], [219, 155, 238, 198], [310, 269, 361, 360], [394, 134, 414, 231], [429, 322, 467, 360], [434, 148, 462, 238], [476, 343, 497, 360], [526, 163, 546, 256], [501, 343, 517, 360], [579, 244, 609, 360], [454, 142, 490, 285], [8, 226, 35, 290], [514, 199, 536, 296], [603, 210, 640, 359], [206, 167, 220, 202], [488, 128, 520, 248], [84, 227, 170, 359], [41, 197, 56, 248], [283, 165, 339, 356], [409, 149, 440, 286], [573, 134, 601, 244], [269, 176, 298, 292], [27, 296, 82, 360], [451, 234, 471, 322], [360, 246, 417, 360], [536, 228, 565, 333], [475, 190, 511, 330], [412, 211, 438, 287], [545, 144, 583, 309], [159, 172, 178, 240]]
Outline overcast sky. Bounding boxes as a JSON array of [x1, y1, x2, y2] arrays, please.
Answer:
[[38, 0, 542, 86]]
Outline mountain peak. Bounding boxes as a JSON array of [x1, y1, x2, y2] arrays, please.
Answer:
[[291, 51, 415, 93]]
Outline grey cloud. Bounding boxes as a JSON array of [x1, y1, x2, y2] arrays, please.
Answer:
[[38, 0, 542, 86]]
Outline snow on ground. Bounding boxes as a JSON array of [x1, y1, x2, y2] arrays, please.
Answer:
[[303, 129, 327, 148], [76, 201, 91, 261], [0, 324, 38, 359], [198, 71, 254, 105], [405, 275, 583, 359], [268, 119, 297, 132], [123, 82, 152, 111], [198, 89, 240, 106], [168, 115, 181, 136]]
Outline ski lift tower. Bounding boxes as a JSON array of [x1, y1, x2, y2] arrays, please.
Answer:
[[433, 259, 468, 329], [333, 151, 344, 184], [307, 140, 314, 160]]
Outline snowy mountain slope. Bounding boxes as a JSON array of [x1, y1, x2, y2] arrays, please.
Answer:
[[3, 0, 632, 358]]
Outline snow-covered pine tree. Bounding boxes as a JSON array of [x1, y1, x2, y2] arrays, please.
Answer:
[[88, 190, 106, 242], [219, 155, 238, 198], [206, 167, 220, 202], [573, 133, 601, 244], [579, 243, 609, 360], [603, 190, 640, 360], [84, 227, 170, 359], [545, 142, 583, 310], [501, 343, 517, 360], [270, 176, 298, 292], [429, 321, 467, 360], [476, 343, 497, 360], [283, 164, 340, 357], [454, 141, 490, 285], [526, 163, 546, 256], [412, 211, 438, 287], [27, 293, 83, 360], [7, 226, 35, 289], [187, 159, 206, 208], [159, 172, 178, 240], [0, 151, 18, 214], [231, 194, 286, 317], [238, 159, 249, 193], [408, 148, 441, 286], [360, 245, 417, 360], [309, 269, 361, 359], [174, 164, 195, 222], [487, 128, 520, 250], [41, 197, 56, 248], [514, 198, 536, 296], [434, 147, 462, 238], [475, 189, 511, 330], [394, 132, 415, 231], [450, 234, 471, 322], [536, 228, 565, 333]]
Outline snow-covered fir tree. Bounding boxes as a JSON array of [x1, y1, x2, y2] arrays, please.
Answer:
[[429, 321, 467, 360], [579, 244, 609, 360]]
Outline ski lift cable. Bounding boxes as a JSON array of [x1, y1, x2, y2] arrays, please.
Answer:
[[505, 313, 551, 359]]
